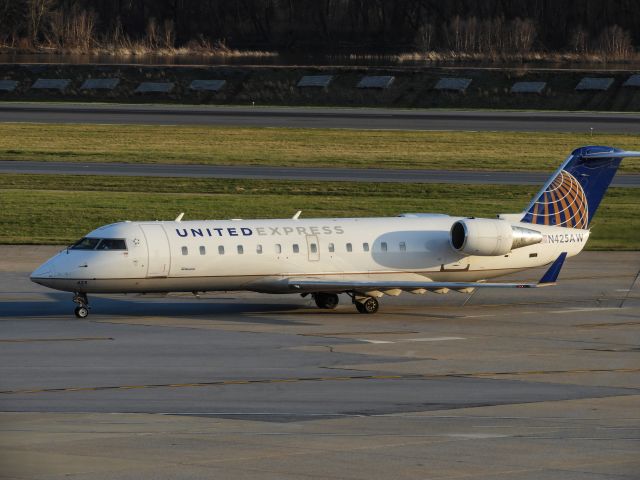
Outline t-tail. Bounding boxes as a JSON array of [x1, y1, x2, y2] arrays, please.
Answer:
[[520, 146, 640, 229]]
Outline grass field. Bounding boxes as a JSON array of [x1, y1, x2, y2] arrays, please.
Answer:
[[1, 123, 639, 172], [0, 174, 636, 249]]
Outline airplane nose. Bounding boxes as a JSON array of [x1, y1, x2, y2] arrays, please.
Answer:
[[31, 263, 52, 279], [30, 255, 62, 283]]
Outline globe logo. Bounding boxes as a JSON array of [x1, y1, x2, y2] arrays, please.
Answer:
[[526, 170, 588, 229]]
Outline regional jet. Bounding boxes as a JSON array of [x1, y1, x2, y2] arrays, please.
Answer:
[[31, 146, 639, 318]]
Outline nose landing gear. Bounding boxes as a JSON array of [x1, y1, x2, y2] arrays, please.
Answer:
[[72, 292, 90, 318], [355, 297, 379, 314], [346, 291, 380, 314]]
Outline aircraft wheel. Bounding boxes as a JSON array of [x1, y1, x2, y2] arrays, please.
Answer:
[[314, 293, 339, 309], [74, 306, 89, 319], [356, 297, 379, 314]]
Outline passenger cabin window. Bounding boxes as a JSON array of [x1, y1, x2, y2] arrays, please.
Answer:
[[181, 246, 188, 256], [346, 243, 353, 252], [363, 242, 369, 252], [310, 243, 318, 253], [256, 244, 263, 254], [381, 242, 388, 252], [293, 244, 300, 253], [218, 246, 225, 255], [275, 244, 282, 254], [399, 242, 406, 252], [328, 243, 335, 253], [199, 246, 206, 255], [237, 245, 244, 254]]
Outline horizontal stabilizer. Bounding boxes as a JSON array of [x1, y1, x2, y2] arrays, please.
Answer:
[[582, 150, 640, 159]]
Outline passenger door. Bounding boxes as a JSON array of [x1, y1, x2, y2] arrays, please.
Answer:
[[140, 224, 171, 277], [306, 235, 320, 261]]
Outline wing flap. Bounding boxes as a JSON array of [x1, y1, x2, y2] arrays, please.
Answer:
[[288, 278, 540, 292], [288, 253, 568, 293]]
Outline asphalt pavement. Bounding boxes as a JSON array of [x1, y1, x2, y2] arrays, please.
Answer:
[[2, 102, 640, 133], [1, 247, 639, 479], [1, 160, 638, 187]]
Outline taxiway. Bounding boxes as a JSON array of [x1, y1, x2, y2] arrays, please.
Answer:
[[2, 103, 640, 133], [1, 160, 639, 187], [1, 246, 638, 479]]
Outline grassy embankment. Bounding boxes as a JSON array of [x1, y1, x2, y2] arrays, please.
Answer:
[[0, 174, 637, 250], [0, 123, 639, 173], [0, 123, 637, 248]]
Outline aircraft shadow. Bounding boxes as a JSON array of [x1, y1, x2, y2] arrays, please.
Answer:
[[1, 291, 313, 324]]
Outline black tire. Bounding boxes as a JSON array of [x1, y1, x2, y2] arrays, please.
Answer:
[[314, 293, 339, 309], [74, 306, 89, 318], [356, 297, 379, 314]]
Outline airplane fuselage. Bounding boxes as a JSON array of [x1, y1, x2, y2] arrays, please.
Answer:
[[31, 214, 588, 295]]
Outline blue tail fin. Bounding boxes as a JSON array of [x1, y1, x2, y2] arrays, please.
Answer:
[[521, 146, 639, 229]]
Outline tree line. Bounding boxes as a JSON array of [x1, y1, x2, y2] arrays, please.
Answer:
[[1, 0, 638, 58]]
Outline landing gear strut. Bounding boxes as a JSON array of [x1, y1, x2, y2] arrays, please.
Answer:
[[313, 292, 339, 309], [354, 296, 379, 314], [72, 292, 89, 318]]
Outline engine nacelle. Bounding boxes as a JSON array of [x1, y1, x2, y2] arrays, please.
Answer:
[[450, 218, 543, 256]]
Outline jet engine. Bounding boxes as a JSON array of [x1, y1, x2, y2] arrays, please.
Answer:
[[450, 218, 543, 256]]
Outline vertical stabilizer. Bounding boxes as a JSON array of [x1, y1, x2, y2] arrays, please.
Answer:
[[521, 146, 639, 228]]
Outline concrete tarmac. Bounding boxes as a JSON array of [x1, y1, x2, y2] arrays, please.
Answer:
[[1, 160, 639, 187], [1, 246, 639, 479], [2, 103, 640, 133]]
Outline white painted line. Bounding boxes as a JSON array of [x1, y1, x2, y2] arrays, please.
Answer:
[[446, 433, 509, 439], [357, 339, 395, 344], [402, 337, 465, 342], [464, 314, 495, 318], [358, 336, 465, 344], [549, 307, 623, 314]]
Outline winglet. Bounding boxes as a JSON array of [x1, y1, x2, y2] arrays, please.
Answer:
[[538, 252, 567, 285]]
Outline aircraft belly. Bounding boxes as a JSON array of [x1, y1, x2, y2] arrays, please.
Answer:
[[36, 276, 263, 294]]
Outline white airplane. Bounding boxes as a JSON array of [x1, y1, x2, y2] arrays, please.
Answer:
[[31, 146, 639, 318]]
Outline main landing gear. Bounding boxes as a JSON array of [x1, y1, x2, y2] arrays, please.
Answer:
[[307, 292, 380, 314], [72, 292, 90, 318], [313, 292, 339, 309]]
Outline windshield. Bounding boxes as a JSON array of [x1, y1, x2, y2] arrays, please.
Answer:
[[70, 237, 100, 250], [70, 238, 127, 251], [96, 239, 127, 250]]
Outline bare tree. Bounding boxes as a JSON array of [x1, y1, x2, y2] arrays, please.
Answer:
[[415, 22, 434, 51], [27, 0, 53, 46], [569, 27, 589, 53], [146, 17, 159, 49], [596, 25, 633, 59], [1, 0, 638, 57], [162, 19, 175, 49], [509, 18, 536, 54]]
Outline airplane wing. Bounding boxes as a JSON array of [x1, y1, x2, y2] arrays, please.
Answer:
[[289, 253, 567, 293]]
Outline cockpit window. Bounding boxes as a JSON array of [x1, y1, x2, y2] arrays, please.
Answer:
[[96, 239, 127, 250], [70, 237, 100, 250], [70, 238, 127, 251]]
